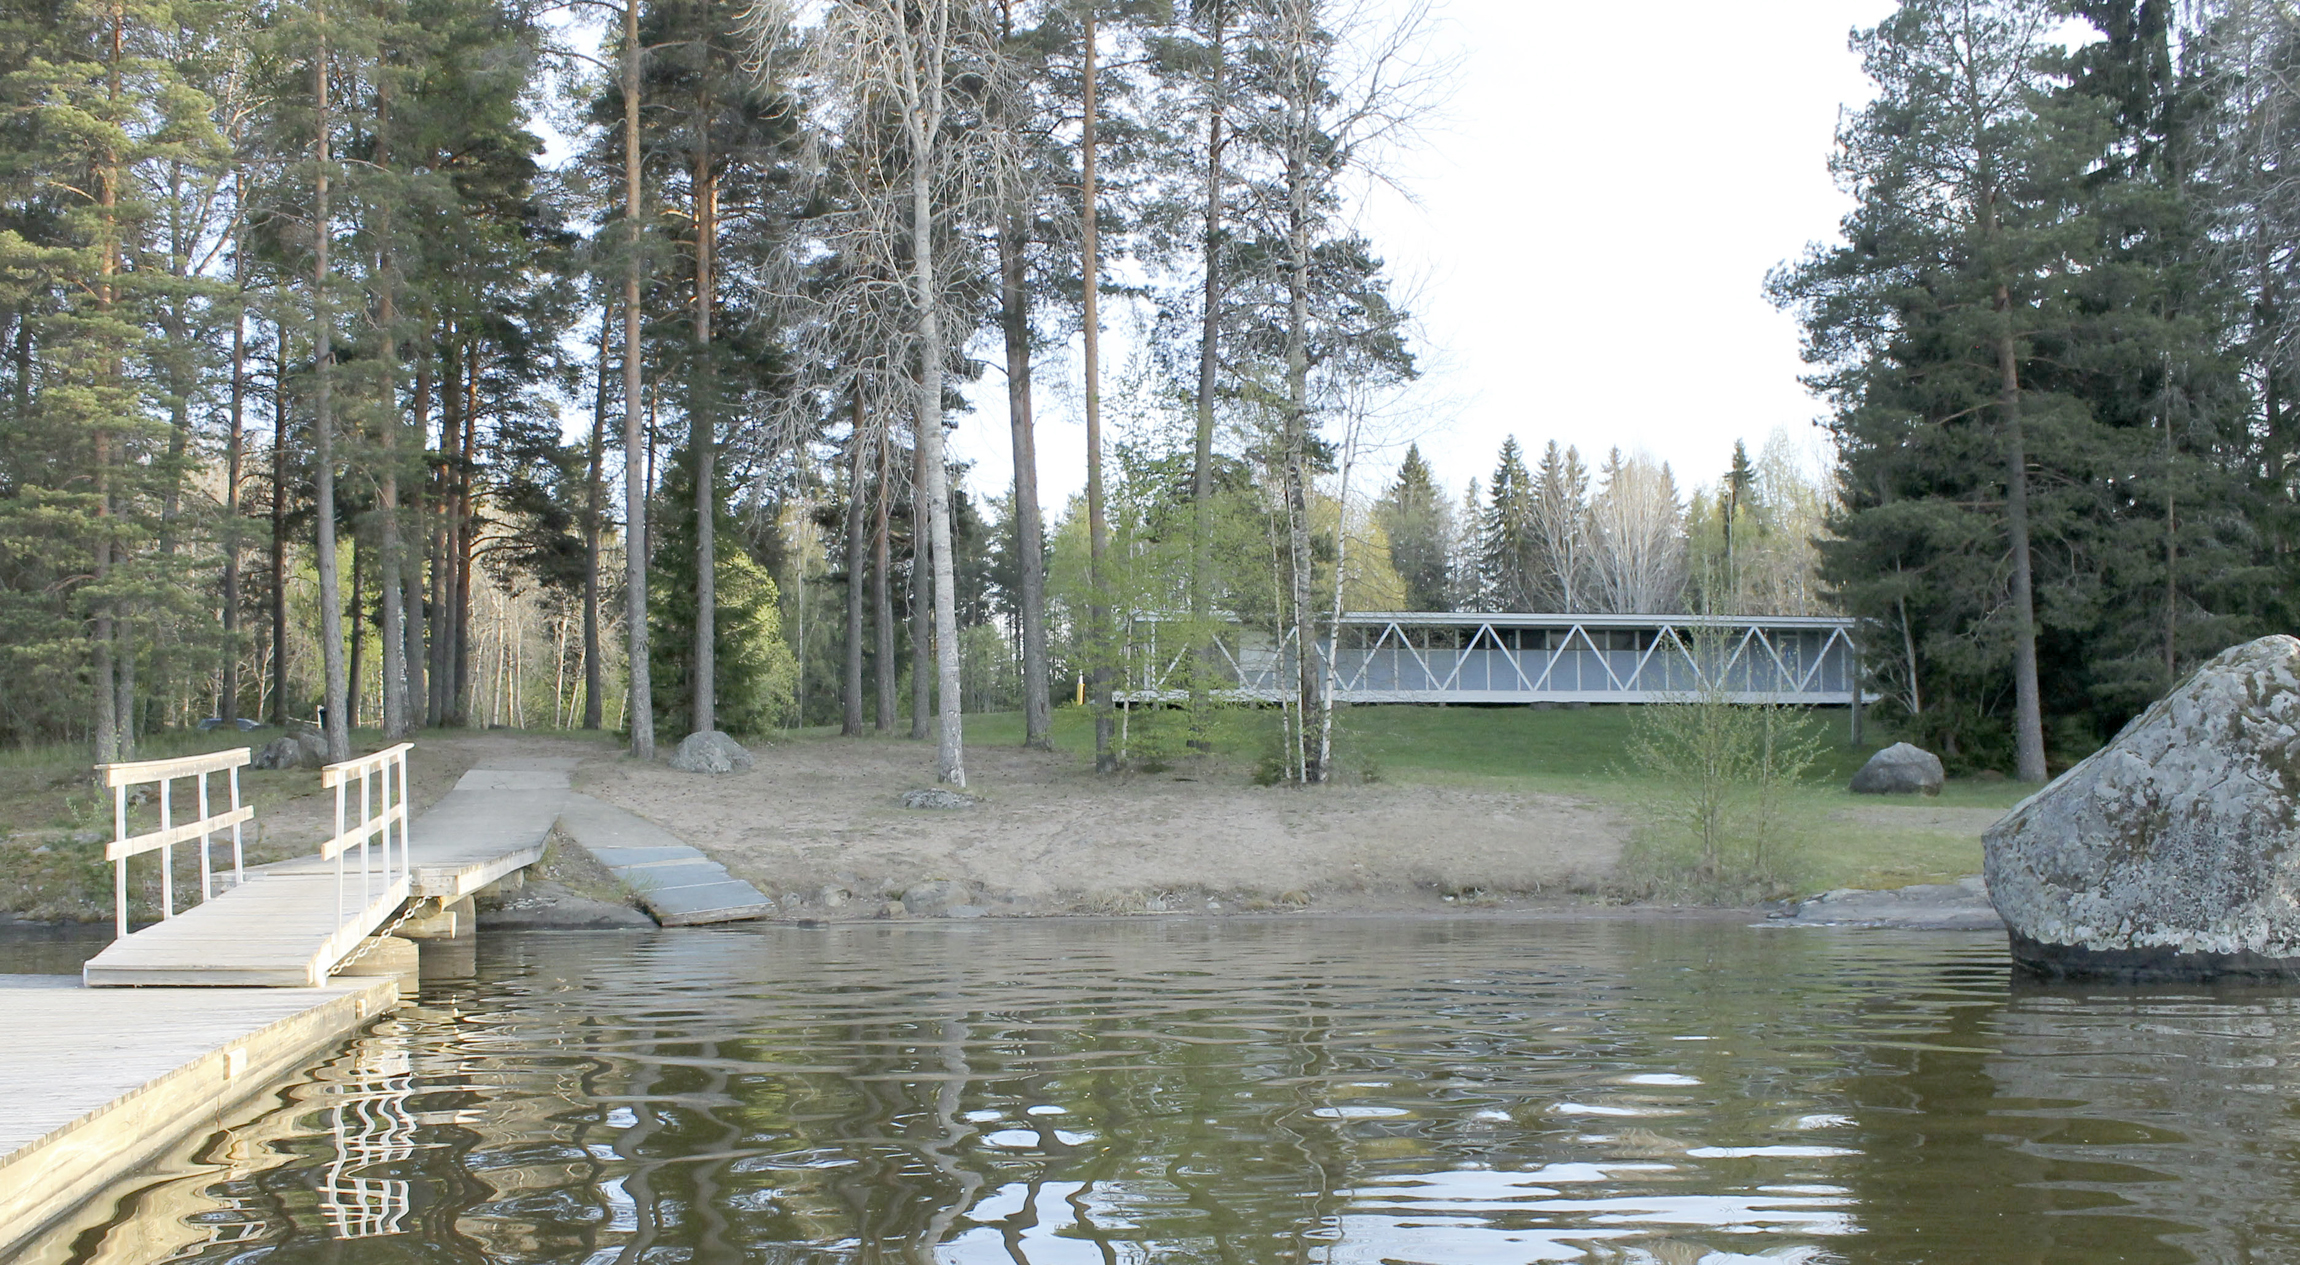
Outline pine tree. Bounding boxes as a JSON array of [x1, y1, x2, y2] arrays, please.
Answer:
[[1772, 0, 2121, 779], [648, 445, 797, 736], [1477, 437, 1533, 610], [1376, 443, 1449, 611]]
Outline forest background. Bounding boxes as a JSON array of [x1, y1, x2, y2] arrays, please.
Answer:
[[4, 0, 2298, 789]]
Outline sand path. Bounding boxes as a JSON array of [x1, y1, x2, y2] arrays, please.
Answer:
[[575, 734, 1629, 917]]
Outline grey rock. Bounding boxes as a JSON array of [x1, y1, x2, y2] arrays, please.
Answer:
[[901, 878, 969, 916], [251, 731, 327, 771], [1850, 742, 1945, 796], [879, 899, 906, 918], [669, 730, 754, 775], [945, 904, 986, 919], [901, 788, 978, 810], [1777, 875, 2001, 931], [817, 885, 850, 908], [477, 879, 657, 930], [1986, 634, 2300, 980]]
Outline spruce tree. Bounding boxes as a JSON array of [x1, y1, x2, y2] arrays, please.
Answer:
[[1377, 444, 1450, 612], [1478, 437, 1533, 611]]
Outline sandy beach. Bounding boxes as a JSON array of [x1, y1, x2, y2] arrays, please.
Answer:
[[573, 733, 1631, 917]]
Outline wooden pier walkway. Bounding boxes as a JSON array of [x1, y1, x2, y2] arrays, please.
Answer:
[[2, 740, 791, 1258], [81, 751, 571, 986], [0, 974, 399, 1258]]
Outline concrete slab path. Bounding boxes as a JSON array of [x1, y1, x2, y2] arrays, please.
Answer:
[[556, 793, 771, 926]]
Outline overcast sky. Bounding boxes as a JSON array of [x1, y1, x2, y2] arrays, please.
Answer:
[[945, 0, 1902, 512]]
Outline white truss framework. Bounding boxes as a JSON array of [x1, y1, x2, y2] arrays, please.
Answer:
[[1118, 612, 1856, 705]]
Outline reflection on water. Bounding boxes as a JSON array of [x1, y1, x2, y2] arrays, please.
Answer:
[[20, 918, 2300, 1263]]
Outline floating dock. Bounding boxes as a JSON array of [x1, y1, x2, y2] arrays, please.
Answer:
[[80, 757, 574, 987], [0, 974, 398, 1259], [3, 754, 575, 1256]]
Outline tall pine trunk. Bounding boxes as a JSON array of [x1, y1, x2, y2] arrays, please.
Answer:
[[1189, 0, 1227, 746], [312, 28, 351, 762], [874, 431, 895, 733], [582, 311, 608, 729], [843, 395, 867, 736], [271, 328, 289, 726], [222, 245, 247, 724], [1083, 9, 1112, 774], [689, 131, 717, 738], [90, 1, 122, 764], [622, 0, 654, 756], [450, 351, 476, 724], [376, 87, 407, 743], [404, 355, 429, 726], [1998, 318, 2047, 783], [999, 215, 1050, 749]]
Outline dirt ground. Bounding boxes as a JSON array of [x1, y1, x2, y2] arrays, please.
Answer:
[[576, 734, 1630, 918]]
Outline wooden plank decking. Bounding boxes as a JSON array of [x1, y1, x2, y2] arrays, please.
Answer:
[[79, 757, 571, 988], [0, 974, 397, 1259], [80, 875, 409, 987]]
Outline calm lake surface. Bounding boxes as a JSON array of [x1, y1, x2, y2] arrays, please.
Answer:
[[15, 917, 2300, 1264]]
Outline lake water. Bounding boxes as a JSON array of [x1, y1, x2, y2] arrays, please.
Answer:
[[15, 917, 2300, 1263]]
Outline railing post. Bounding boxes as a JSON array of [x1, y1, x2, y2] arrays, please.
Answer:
[[112, 781, 127, 940], [197, 769, 212, 902], [335, 774, 347, 927], [397, 748, 411, 880], [229, 763, 244, 887], [158, 775, 173, 920], [359, 764, 372, 907]]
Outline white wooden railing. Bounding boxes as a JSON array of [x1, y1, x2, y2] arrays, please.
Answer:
[[100, 748, 256, 939], [321, 742, 413, 929]]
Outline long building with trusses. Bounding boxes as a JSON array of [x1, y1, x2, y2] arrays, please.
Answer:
[[1117, 612, 1858, 706]]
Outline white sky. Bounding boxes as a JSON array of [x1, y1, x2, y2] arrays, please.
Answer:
[[946, 0, 1901, 510], [546, 0, 1902, 507]]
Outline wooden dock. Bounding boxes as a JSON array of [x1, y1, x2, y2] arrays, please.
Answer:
[[78, 874, 409, 987], [3, 749, 588, 1255], [80, 752, 571, 987], [0, 974, 398, 1259]]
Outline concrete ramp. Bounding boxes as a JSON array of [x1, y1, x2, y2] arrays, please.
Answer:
[[407, 763, 577, 899], [556, 794, 771, 926]]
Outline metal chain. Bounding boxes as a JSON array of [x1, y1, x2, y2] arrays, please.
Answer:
[[327, 900, 424, 977]]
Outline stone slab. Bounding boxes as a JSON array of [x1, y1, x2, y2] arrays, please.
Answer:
[[1772, 875, 2004, 931], [0, 975, 396, 1259], [622, 861, 744, 892], [556, 795, 689, 850], [645, 881, 777, 926], [587, 844, 709, 869], [556, 794, 769, 927], [454, 769, 573, 792]]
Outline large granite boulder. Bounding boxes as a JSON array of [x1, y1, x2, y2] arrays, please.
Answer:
[[1986, 634, 2300, 980], [251, 728, 329, 771], [669, 730, 754, 774], [1850, 742, 1945, 795]]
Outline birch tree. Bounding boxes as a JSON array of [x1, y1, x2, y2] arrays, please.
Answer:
[[756, 0, 993, 784], [1586, 448, 1686, 615]]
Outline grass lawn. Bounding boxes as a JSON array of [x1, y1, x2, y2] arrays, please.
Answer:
[[963, 702, 2031, 895]]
